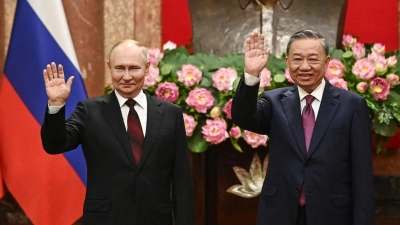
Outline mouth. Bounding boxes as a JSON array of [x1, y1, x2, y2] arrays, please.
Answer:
[[120, 83, 134, 87], [296, 74, 313, 80]]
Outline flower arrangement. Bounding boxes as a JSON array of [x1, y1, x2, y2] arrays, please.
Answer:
[[106, 37, 400, 153], [333, 35, 400, 152]]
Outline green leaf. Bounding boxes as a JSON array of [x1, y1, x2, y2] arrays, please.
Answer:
[[342, 51, 353, 59], [160, 64, 172, 75], [373, 118, 398, 137], [329, 47, 344, 60], [273, 74, 286, 83], [232, 77, 241, 93], [230, 137, 243, 152], [187, 121, 210, 153]]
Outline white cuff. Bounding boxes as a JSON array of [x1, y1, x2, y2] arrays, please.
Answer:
[[244, 71, 261, 86], [48, 102, 64, 114]]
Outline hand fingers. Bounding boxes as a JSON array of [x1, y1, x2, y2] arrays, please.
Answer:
[[43, 69, 50, 83], [253, 32, 259, 46], [248, 32, 255, 51], [58, 64, 65, 80], [51, 62, 58, 79], [66, 76, 74, 89], [258, 34, 265, 50], [46, 64, 53, 80]]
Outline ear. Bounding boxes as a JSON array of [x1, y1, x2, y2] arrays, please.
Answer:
[[106, 61, 111, 70], [145, 61, 150, 75], [325, 56, 331, 68]]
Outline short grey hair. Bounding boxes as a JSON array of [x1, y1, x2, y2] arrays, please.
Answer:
[[286, 30, 329, 56], [108, 40, 148, 63]]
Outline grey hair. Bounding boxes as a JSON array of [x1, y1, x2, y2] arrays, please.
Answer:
[[286, 30, 329, 56], [108, 40, 149, 63]]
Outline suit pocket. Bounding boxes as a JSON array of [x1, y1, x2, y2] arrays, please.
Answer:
[[332, 195, 352, 207], [83, 199, 110, 212], [262, 184, 278, 197]]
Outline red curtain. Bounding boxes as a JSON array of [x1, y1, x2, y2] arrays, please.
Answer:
[[161, 0, 192, 47], [343, 0, 398, 51]]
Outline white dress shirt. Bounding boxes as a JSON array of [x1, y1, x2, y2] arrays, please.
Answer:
[[48, 90, 148, 136], [244, 72, 325, 120]]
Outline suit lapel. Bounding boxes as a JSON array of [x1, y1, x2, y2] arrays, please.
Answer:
[[306, 81, 340, 159], [281, 86, 308, 159], [137, 93, 163, 169], [102, 91, 137, 168]]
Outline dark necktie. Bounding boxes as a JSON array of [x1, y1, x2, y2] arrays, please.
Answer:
[[299, 95, 315, 206], [126, 99, 144, 163]]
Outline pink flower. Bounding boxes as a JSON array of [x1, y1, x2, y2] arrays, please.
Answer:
[[387, 55, 397, 68], [342, 34, 356, 47], [259, 68, 272, 89], [210, 107, 221, 118], [370, 77, 390, 100], [325, 59, 345, 80], [201, 118, 229, 144], [144, 66, 160, 89], [155, 82, 179, 102], [229, 126, 241, 139], [183, 113, 197, 136], [185, 87, 215, 113], [284, 68, 295, 83], [356, 82, 368, 93], [243, 130, 268, 148], [368, 52, 388, 75], [329, 78, 348, 90], [163, 41, 177, 51], [212, 68, 238, 93], [352, 42, 366, 59], [223, 99, 233, 119], [372, 43, 386, 55], [352, 58, 376, 80], [147, 47, 164, 66], [386, 74, 399, 86], [177, 64, 202, 87]]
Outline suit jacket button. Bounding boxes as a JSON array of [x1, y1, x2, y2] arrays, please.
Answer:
[[296, 188, 299, 193]]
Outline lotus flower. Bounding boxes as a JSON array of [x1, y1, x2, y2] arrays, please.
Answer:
[[227, 153, 269, 198]]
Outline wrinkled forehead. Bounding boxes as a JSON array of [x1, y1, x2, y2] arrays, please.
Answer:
[[289, 38, 326, 56], [109, 40, 148, 63]]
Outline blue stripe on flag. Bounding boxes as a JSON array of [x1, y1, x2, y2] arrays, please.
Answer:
[[5, 0, 87, 185]]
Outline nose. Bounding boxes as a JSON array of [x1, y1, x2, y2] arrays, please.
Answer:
[[122, 70, 132, 80], [299, 60, 311, 70]]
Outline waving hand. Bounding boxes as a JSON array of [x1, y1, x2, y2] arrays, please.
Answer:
[[43, 62, 74, 106], [245, 32, 271, 76]]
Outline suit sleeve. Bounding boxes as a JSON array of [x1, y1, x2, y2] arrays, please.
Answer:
[[350, 97, 375, 225], [232, 76, 271, 134], [41, 101, 87, 154], [172, 107, 195, 225]]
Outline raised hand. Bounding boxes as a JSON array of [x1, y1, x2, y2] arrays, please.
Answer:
[[43, 62, 74, 106], [245, 32, 270, 76]]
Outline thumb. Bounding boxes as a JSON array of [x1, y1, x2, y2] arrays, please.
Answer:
[[66, 76, 74, 89]]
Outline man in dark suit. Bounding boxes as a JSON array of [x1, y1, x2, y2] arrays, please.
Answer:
[[41, 40, 195, 224], [232, 30, 374, 225]]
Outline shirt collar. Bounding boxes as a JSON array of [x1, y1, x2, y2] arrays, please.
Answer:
[[297, 78, 325, 102], [114, 90, 146, 110]]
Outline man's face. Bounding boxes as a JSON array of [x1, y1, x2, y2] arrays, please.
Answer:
[[285, 38, 330, 93], [107, 42, 149, 99]]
